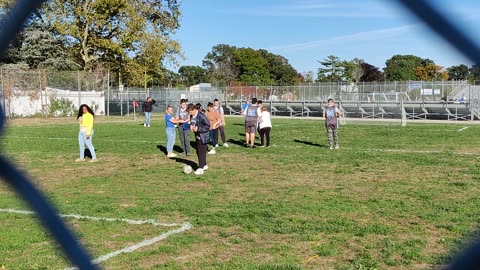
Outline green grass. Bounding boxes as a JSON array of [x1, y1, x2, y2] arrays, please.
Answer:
[[1, 116, 480, 269]]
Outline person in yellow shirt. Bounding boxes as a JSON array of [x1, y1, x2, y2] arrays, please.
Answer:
[[76, 104, 98, 162]]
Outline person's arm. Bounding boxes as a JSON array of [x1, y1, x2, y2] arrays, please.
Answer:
[[151, 99, 156, 105], [322, 108, 326, 118], [336, 107, 343, 117]]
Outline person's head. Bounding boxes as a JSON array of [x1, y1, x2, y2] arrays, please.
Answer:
[[257, 100, 263, 107], [195, 103, 203, 111], [214, 98, 220, 106], [327, 98, 334, 106], [187, 103, 197, 116], [252, 98, 257, 104], [180, 98, 188, 108], [261, 106, 268, 112], [77, 104, 94, 119], [207, 102, 214, 111], [166, 105, 173, 114], [147, 97, 152, 102]]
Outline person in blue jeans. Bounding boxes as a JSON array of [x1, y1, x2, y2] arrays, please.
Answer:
[[142, 97, 156, 127], [165, 105, 184, 157]]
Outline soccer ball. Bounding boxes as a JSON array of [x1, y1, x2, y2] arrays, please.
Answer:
[[182, 165, 193, 174]]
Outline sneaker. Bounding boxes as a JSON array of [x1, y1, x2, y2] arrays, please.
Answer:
[[223, 143, 229, 148], [186, 153, 190, 156], [89, 158, 98, 163], [167, 153, 177, 158], [259, 145, 265, 148], [208, 149, 216, 154], [75, 158, 85, 162], [329, 145, 333, 150], [144, 123, 147, 127], [194, 168, 204, 175], [335, 145, 340, 149], [215, 144, 219, 148], [203, 165, 209, 171], [251, 145, 256, 148], [147, 125, 150, 128]]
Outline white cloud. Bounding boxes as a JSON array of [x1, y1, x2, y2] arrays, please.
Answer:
[[223, 0, 397, 19], [269, 24, 419, 52]]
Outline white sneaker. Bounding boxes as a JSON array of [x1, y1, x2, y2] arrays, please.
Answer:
[[144, 123, 146, 127], [147, 125, 150, 128], [335, 145, 340, 149], [89, 158, 98, 163], [167, 153, 177, 157], [75, 158, 85, 162], [194, 168, 204, 175], [203, 165, 209, 171], [215, 144, 219, 148], [329, 145, 333, 150], [208, 149, 216, 154], [223, 143, 229, 148]]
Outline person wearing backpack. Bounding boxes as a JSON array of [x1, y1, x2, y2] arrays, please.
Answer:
[[243, 98, 261, 148]]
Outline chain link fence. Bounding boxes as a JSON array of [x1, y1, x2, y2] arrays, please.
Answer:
[[1, 68, 479, 120]]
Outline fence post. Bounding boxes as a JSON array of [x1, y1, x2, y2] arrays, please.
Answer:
[[107, 70, 110, 117], [77, 70, 81, 107]]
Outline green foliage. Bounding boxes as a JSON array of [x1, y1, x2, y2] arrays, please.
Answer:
[[317, 55, 342, 82], [203, 44, 300, 86], [177, 65, 207, 86], [384, 54, 433, 81], [447, 64, 469, 81], [48, 96, 75, 117]]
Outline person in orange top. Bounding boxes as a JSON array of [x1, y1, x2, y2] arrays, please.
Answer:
[[205, 102, 221, 154], [75, 104, 98, 162]]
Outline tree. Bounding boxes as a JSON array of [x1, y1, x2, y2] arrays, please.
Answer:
[[415, 64, 448, 81], [340, 58, 364, 83], [178, 65, 207, 86], [302, 71, 314, 83], [469, 65, 480, 83], [384, 54, 433, 81], [41, 0, 182, 84], [359, 62, 384, 82], [259, 49, 299, 85], [447, 64, 469, 80], [316, 55, 342, 82], [203, 44, 238, 86], [232, 48, 270, 85]]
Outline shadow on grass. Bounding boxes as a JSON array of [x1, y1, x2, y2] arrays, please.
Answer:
[[156, 144, 184, 154], [171, 157, 198, 168], [227, 138, 246, 147], [293, 139, 324, 148]]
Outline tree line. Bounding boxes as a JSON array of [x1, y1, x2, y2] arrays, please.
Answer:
[[1, 0, 479, 88]]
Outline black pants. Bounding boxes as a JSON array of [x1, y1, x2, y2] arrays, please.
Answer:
[[215, 125, 226, 144], [259, 127, 271, 146], [196, 139, 208, 168]]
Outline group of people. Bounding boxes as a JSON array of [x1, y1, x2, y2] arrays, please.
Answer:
[[163, 98, 229, 175], [73, 96, 343, 173], [242, 98, 272, 148]]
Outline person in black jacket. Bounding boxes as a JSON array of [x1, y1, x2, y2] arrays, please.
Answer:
[[142, 97, 156, 127], [188, 103, 210, 175]]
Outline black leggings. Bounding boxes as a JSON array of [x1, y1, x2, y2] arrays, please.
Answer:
[[259, 127, 271, 146]]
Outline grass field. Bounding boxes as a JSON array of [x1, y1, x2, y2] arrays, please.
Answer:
[[1, 116, 480, 269]]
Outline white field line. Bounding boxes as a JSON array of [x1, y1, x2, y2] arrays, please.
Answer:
[[458, 126, 469, 132], [0, 209, 192, 268]]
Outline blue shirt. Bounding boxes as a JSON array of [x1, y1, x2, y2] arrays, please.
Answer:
[[165, 114, 175, 128]]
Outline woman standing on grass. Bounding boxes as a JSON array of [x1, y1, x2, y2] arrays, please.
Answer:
[[188, 103, 210, 175], [258, 106, 272, 147], [76, 104, 97, 162], [165, 105, 184, 158]]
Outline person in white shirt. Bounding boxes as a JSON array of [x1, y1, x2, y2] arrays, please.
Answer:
[[258, 106, 272, 147]]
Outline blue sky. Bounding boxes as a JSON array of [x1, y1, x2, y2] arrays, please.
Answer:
[[171, 0, 480, 74]]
